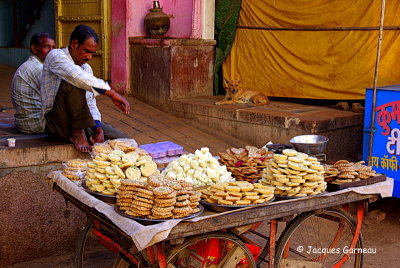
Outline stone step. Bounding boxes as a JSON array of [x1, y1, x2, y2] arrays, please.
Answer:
[[170, 96, 364, 161]]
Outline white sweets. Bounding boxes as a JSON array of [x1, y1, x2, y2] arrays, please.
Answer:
[[162, 147, 233, 186]]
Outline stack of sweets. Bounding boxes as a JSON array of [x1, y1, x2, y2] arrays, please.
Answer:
[[148, 176, 177, 219], [324, 160, 378, 183], [218, 146, 274, 182], [117, 180, 145, 214], [85, 149, 160, 195], [108, 138, 138, 153], [62, 159, 88, 181], [173, 180, 201, 218], [116, 175, 201, 220], [260, 149, 327, 197], [200, 182, 275, 206]]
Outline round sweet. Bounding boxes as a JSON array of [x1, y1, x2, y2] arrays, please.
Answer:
[[112, 164, 126, 179], [236, 200, 251, 205], [105, 166, 115, 175], [140, 161, 157, 177], [131, 200, 153, 209], [125, 166, 141, 180], [288, 156, 302, 163], [174, 200, 191, 207], [282, 149, 298, 156], [166, 180, 182, 190], [107, 174, 120, 181], [153, 186, 173, 196], [93, 159, 111, 166], [173, 206, 192, 214], [122, 179, 146, 188], [274, 154, 288, 161], [122, 152, 139, 163], [133, 195, 155, 204], [136, 187, 155, 197], [147, 175, 165, 187]]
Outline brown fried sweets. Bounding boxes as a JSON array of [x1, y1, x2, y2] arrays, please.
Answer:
[[324, 160, 378, 183], [116, 177, 201, 219], [218, 146, 273, 182]]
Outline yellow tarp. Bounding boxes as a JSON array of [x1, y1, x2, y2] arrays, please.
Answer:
[[223, 0, 400, 99]]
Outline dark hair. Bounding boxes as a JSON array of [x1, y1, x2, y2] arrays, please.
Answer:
[[30, 32, 53, 53], [69, 25, 99, 46]]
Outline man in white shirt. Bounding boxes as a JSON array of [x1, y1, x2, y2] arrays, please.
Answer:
[[41, 25, 130, 152], [11, 33, 55, 133]]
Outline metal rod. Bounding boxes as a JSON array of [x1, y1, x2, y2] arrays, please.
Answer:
[[368, 0, 386, 163], [268, 220, 277, 268], [237, 25, 398, 31]]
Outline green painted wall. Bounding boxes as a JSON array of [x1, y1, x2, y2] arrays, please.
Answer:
[[0, 0, 55, 67]]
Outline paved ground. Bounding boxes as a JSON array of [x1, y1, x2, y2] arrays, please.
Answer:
[[1, 64, 399, 268], [0, 64, 247, 154]]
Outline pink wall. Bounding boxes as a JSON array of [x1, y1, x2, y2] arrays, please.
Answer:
[[127, 0, 194, 38], [111, 0, 128, 92], [111, 0, 198, 93]]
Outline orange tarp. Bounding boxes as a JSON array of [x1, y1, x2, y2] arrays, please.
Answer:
[[223, 0, 400, 99]]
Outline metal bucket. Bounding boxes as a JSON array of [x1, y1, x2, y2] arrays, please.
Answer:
[[289, 135, 329, 155]]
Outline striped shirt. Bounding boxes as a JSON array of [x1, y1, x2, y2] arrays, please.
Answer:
[[40, 47, 110, 130], [11, 56, 44, 133]]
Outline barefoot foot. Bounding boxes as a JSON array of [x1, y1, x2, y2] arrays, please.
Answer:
[[70, 129, 90, 153]]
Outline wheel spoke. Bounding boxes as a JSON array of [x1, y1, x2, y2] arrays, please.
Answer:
[[275, 210, 363, 268]]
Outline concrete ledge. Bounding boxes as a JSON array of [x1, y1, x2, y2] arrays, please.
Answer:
[[171, 96, 363, 132], [0, 139, 87, 168], [170, 97, 364, 161]]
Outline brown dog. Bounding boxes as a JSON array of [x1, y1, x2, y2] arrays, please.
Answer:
[[215, 79, 270, 106]]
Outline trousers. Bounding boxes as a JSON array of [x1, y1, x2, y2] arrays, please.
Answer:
[[45, 80, 128, 141]]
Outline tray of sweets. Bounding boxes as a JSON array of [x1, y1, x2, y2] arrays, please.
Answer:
[[82, 182, 117, 204], [114, 205, 204, 225], [327, 175, 386, 191]]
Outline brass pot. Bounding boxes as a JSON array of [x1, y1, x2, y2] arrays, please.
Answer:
[[144, 1, 170, 38]]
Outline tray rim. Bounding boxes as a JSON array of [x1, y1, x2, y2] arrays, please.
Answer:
[[114, 204, 204, 223], [81, 181, 117, 201], [199, 196, 275, 209], [326, 174, 387, 191], [275, 192, 326, 199]]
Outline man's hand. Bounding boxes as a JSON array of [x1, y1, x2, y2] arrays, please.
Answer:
[[93, 126, 105, 144], [105, 89, 130, 114]]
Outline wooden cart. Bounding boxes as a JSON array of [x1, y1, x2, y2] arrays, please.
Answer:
[[53, 182, 379, 268]]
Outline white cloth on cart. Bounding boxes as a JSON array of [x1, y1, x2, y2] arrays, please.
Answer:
[[47, 171, 394, 251]]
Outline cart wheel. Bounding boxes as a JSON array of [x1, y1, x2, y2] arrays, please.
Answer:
[[275, 209, 363, 268], [75, 219, 129, 268], [239, 221, 272, 267], [166, 231, 256, 268]]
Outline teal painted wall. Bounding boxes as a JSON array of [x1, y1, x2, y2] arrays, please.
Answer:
[[0, 0, 55, 67], [0, 0, 13, 47]]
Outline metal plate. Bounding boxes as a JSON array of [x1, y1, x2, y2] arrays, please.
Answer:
[[200, 197, 275, 213], [114, 205, 204, 225], [275, 192, 326, 200], [82, 182, 117, 204], [327, 175, 386, 191]]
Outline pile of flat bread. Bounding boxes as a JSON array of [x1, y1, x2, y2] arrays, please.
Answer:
[[260, 149, 327, 197], [85, 149, 159, 195], [199, 181, 275, 206], [62, 159, 89, 181]]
